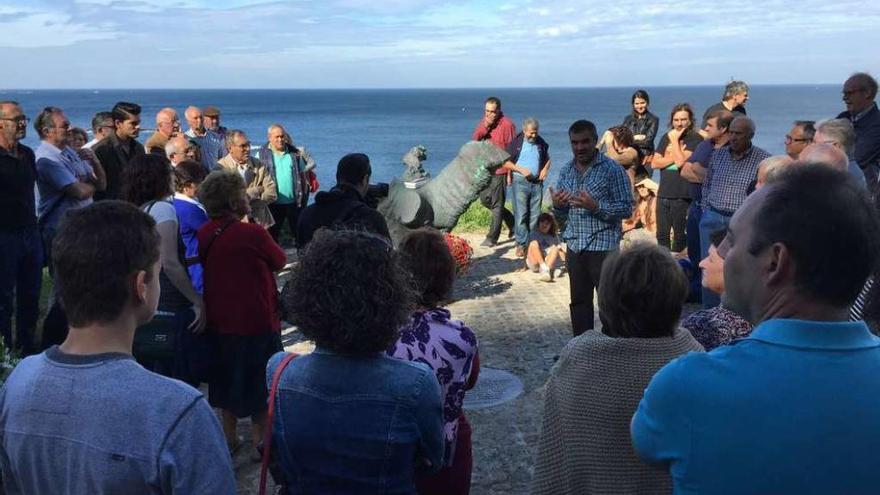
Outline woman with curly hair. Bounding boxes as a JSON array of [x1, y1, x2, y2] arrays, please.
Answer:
[[196, 171, 286, 459], [388, 228, 479, 495], [270, 229, 444, 493], [122, 153, 206, 383]]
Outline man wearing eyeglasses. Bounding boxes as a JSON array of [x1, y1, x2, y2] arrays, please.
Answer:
[[838, 72, 880, 193], [784, 121, 815, 159], [33, 107, 100, 349], [145, 107, 180, 155], [218, 130, 277, 228], [0, 101, 40, 355]]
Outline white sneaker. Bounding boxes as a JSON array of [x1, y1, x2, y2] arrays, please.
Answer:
[[540, 269, 553, 282], [553, 268, 563, 279]]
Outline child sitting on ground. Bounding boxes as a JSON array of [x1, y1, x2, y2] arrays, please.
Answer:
[[526, 212, 564, 282]]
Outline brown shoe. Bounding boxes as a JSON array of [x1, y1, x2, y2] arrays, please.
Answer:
[[515, 245, 525, 258]]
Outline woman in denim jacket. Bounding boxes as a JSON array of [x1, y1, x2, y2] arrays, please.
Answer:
[[268, 229, 444, 494]]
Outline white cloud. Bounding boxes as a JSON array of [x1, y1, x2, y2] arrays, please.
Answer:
[[537, 23, 578, 38], [0, 12, 118, 47]]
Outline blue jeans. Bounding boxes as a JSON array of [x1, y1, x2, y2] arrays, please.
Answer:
[[512, 176, 544, 247], [0, 227, 43, 353], [698, 208, 732, 309]]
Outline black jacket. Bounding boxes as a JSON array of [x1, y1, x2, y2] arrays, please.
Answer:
[[623, 111, 659, 158], [295, 183, 390, 249], [92, 132, 145, 201]]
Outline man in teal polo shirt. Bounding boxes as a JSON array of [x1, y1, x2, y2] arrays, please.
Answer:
[[258, 123, 316, 245], [632, 164, 880, 494]]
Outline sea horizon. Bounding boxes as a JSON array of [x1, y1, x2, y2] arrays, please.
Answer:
[[4, 86, 848, 189]]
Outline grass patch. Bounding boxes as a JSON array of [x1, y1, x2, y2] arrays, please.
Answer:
[[452, 201, 493, 233]]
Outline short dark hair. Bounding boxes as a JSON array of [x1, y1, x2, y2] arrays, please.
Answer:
[[336, 153, 371, 186], [34, 106, 63, 139], [91, 111, 113, 132], [198, 170, 249, 219], [609, 125, 635, 148], [568, 120, 598, 139], [631, 89, 650, 106], [111, 101, 141, 123], [706, 109, 735, 131], [598, 243, 688, 338], [53, 201, 160, 327], [122, 153, 173, 207], [485, 96, 501, 108], [283, 229, 415, 355], [68, 127, 88, 143], [399, 229, 455, 308], [749, 164, 880, 306], [709, 228, 728, 249], [795, 120, 816, 141], [173, 160, 208, 192]]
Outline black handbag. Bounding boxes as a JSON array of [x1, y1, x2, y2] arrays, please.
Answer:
[[133, 310, 177, 361]]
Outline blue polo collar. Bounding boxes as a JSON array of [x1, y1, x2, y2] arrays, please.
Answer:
[[747, 318, 879, 350]]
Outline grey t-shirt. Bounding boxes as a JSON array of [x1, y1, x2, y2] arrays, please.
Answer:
[[0, 347, 235, 494]]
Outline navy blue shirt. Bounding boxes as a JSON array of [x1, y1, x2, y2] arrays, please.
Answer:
[[632, 318, 880, 494], [0, 144, 36, 231], [685, 139, 714, 203]]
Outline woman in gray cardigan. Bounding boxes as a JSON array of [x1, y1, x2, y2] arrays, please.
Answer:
[[533, 243, 704, 495]]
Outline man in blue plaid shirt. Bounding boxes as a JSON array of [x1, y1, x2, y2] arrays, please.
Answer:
[[552, 120, 633, 335], [699, 116, 769, 308]]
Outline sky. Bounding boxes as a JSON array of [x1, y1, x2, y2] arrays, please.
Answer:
[[2, 0, 879, 89]]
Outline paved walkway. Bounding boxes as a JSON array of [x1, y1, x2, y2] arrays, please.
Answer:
[[235, 233, 578, 494]]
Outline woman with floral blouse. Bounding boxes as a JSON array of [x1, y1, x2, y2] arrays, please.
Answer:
[[388, 228, 480, 495]]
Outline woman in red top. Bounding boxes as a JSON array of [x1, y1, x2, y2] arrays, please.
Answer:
[[196, 171, 287, 458]]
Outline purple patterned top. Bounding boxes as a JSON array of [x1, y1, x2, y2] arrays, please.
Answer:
[[681, 306, 753, 351], [387, 308, 478, 466]]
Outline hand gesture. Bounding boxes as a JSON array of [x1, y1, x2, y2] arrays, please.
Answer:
[[569, 190, 598, 211], [189, 299, 207, 334], [668, 128, 683, 142], [549, 187, 572, 208]]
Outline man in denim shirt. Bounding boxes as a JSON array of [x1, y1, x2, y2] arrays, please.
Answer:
[[551, 120, 633, 335], [0, 201, 236, 494]]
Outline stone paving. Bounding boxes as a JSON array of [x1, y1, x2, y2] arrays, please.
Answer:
[[235, 233, 595, 494]]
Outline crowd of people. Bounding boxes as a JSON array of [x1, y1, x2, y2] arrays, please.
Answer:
[[0, 70, 880, 494]]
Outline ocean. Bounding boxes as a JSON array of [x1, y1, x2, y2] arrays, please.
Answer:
[[2, 86, 844, 188]]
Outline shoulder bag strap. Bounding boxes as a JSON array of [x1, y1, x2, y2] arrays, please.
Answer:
[[200, 218, 236, 264], [259, 352, 298, 495]]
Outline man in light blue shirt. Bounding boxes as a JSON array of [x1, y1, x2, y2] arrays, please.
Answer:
[[507, 117, 551, 258], [632, 165, 880, 494], [184, 105, 225, 171], [0, 201, 236, 494]]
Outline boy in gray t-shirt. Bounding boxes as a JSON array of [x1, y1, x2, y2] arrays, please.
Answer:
[[0, 201, 235, 494]]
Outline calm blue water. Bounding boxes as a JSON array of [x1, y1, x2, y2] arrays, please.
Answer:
[[2, 86, 844, 188]]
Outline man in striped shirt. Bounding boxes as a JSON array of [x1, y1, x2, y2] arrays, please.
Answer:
[[551, 120, 633, 335]]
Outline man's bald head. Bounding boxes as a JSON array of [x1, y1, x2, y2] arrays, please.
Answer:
[[797, 143, 849, 172], [155, 107, 179, 138]]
